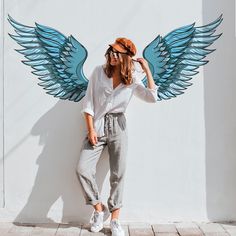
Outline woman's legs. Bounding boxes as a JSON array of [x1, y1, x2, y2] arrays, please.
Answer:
[[94, 204, 120, 219], [111, 208, 120, 220], [76, 135, 106, 207], [94, 202, 103, 212], [76, 112, 127, 222]]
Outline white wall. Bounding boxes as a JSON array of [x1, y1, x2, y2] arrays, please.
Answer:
[[0, 0, 234, 223], [203, 0, 236, 221]]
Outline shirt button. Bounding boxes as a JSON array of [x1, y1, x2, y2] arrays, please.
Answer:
[[107, 102, 112, 108]]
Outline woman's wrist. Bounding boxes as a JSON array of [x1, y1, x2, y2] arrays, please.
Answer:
[[144, 67, 151, 75], [88, 128, 95, 133]]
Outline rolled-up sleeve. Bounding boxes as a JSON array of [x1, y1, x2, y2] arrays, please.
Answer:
[[133, 74, 158, 103], [81, 67, 97, 117]]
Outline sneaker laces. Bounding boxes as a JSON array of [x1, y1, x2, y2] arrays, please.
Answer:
[[111, 219, 122, 230], [90, 211, 103, 225]]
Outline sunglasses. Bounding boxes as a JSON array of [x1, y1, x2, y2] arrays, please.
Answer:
[[108, 47, 130, 59], [109, 50, 119, 59]]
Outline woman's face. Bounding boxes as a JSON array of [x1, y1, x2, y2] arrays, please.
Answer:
[[109, 48, 121, 66]]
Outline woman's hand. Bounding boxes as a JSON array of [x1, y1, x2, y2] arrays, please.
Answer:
[[136, 57, 157, 91], [87, 129, 98, 146], [136, 58, 151, 73]]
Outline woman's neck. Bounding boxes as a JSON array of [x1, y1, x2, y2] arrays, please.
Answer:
[[112, 65, 121, 76]]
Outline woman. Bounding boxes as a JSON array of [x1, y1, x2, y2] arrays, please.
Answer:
[[76, 37, 158, 236]]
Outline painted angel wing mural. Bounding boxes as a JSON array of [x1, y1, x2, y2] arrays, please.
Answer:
[[8, 14, 223, 102], [8, 14, 88, 102], [141, 14, 223, 101]]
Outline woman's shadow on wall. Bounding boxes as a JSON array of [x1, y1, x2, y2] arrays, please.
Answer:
[[13, 99, 110, 224]]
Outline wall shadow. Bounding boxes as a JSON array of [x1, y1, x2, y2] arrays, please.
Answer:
[[13, 100, 110, 224], [203, 0, 236, 220]]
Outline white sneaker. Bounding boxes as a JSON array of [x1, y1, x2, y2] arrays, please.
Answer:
[[90, 210, 104, 232], [89, 204, 110, 232], [110, 218, 125, 236]]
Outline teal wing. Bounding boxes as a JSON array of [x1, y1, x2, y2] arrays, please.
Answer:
[[8, 14, 88, 102], [142, 14, 223, 101]]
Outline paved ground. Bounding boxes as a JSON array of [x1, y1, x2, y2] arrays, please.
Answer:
[[0, 221, 236, 236]]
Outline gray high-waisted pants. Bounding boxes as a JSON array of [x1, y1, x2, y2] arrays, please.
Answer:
[[76, 112, 128, 213]]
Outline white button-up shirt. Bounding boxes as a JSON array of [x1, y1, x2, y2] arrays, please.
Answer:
[[81, 63, 158, 137]]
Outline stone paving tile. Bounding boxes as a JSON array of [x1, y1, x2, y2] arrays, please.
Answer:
[[175, 222, 200, 229], [129, 222, 154, 236], [220, 222, 236, 235], [152, 224, 177, 233], [31, 223, 59, 236], [204, 233, 230, 236], [176, 227, 203, 236], [197, 223, 226, 233], [173, 222, 204, 236], [227, 233, 236, 236], [0, 222, 234, 236], [7, 222, 35, 235], [129, 228, 154, 236], [0, 222, 15, 234], [155, 234, 179, 236], [55, 223, 82, 236]]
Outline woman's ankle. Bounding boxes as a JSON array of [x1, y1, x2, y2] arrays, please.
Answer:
[[94, 202, 103, 212]]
